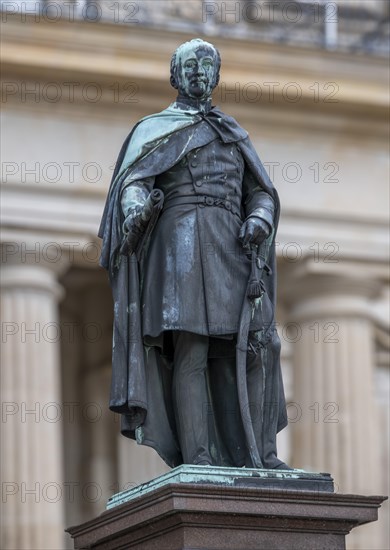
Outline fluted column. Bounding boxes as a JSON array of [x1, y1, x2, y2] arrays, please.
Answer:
[[82, 363, 118, 518], [1, 253, 67, 550], [287, 274, 383, 549], [289, 275, 381, 489]]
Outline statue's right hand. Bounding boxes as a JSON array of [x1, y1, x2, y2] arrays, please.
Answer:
[[123, 205, 143, 236]]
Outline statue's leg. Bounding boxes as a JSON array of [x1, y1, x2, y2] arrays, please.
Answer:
[[254, 330, 289, 469], [172, 331, 212, 465], [208, 356, 247, 467], [246, 338, 265, 465]]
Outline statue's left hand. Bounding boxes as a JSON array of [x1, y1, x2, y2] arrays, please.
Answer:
[[239, 217, 270, 247]]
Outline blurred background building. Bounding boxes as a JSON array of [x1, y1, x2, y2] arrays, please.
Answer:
[[1, 1, 389, 548]]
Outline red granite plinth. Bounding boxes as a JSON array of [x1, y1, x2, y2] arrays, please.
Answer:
[[67, 483, 386, 550]]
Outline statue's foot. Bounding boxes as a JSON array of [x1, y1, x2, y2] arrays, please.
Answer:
[[196, 460, 212, 466]]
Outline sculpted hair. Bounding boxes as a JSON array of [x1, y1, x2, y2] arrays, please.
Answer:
[[170, 38, 221, 89]]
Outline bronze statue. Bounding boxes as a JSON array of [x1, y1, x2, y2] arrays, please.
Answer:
[[99, 38, 290, 469]]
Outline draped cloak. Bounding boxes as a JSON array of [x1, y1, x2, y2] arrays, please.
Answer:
[[98, 103, 287, 467]]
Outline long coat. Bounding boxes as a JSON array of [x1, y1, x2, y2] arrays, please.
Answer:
[[99, 104, 287, 467]]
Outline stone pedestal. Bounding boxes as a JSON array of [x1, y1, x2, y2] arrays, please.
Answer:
[[67, 466, 387, 550]]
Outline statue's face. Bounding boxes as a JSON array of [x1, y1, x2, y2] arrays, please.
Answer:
[[175, 44, 218, 100]]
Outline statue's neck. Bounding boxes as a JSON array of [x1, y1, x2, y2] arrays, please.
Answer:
[[175, 94, 212, 113]]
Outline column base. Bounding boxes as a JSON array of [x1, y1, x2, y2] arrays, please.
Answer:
[[66, 465, 387, 550]]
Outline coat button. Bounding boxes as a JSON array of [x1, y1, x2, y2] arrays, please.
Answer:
[[191, 161, 198, 167], [195, 181, 202, 186]]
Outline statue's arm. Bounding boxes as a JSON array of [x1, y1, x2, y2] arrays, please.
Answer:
[[120, 177, 155, 235], [239, 168, 275, 246], [243, 168, 275, 229]]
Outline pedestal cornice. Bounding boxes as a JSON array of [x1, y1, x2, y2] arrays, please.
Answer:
[[67, 480, 387, 550]]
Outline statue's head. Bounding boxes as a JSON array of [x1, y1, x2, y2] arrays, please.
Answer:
[[170, 38, 221, 100]]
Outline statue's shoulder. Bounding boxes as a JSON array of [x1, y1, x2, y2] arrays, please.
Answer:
[[117, 106, 197, 173], [130, 108, 169, 135], [135, 104, 188, 129], [129, 105, 198, 151], [138, 107, 170, 122]]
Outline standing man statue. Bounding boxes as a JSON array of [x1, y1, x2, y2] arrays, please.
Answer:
[[99, 38, 290, 469]]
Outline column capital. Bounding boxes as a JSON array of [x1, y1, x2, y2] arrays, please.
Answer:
[[281, 268, 382, 322], [1, 243, 69, 301]]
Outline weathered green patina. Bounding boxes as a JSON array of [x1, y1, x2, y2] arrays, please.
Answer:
[[107, 465, 334, 509]]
